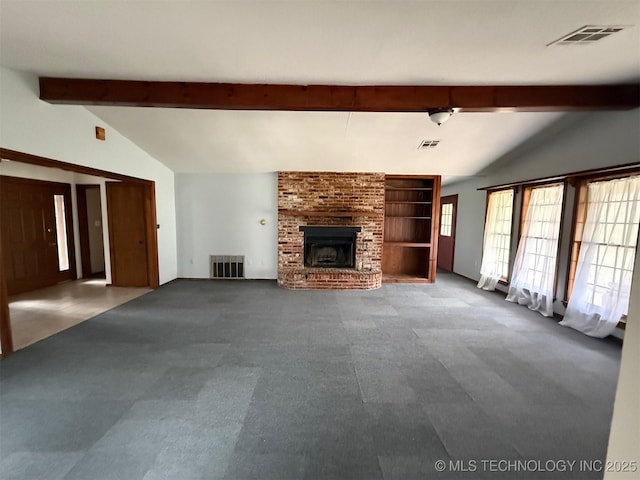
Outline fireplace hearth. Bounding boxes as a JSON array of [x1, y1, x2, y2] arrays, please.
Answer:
[[278, 171, 384, 289], [300, 226, 361, 269]]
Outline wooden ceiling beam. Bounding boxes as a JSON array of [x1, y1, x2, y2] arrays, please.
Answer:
[[39, 77, 640, 112]]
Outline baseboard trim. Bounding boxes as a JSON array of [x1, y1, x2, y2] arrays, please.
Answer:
[[448, 271, 508, 298], [175, 277, 277, 282], [446, 271, 626, 340]]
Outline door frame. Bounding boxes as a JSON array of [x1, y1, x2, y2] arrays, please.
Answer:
[[437, 194, 458, 272], [1, 175, 77, 292], [0, 231, 14, 358], [76, 184, 106, 279], [0, 148, 160, 358], [76, 184, 94, 279]]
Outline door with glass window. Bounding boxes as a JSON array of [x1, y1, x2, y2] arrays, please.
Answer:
[[0, 176, 75, 295], [437, 195, 458, 272]]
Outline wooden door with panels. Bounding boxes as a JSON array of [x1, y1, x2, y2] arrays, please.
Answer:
[[437, 194, 458, 272], [106, 182, 153, 287], [0, 176, 75, 295]]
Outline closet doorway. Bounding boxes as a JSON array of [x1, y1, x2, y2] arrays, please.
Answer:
[[76, 184, 106, 279]]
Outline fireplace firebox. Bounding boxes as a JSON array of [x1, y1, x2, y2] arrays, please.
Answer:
[[299, 226, 361, 269]]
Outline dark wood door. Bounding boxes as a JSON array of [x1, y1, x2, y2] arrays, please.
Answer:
[[1, 176, 75, 295], [1, 227, 14, 357], [437, 194, 458, 272], [106, 182, 149, 287]]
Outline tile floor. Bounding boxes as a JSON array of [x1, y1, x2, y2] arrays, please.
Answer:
[[8, 279, 150, 350]]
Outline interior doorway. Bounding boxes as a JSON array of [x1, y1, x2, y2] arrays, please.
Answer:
[[0, 148, 160, 358], [437, 194, 458, 272], [77, 184, 106, 279]]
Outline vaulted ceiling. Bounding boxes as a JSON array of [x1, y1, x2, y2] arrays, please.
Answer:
[[1, 1, 638, 183]]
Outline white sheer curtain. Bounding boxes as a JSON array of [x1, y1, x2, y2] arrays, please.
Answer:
[[478, 189, 513, 291], [560, 176, 640, 337], [506, 184, 564, 317]]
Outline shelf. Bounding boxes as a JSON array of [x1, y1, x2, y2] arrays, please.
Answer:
[[278, 209, 382, 218], [383, 242, 431, 247], [382, 175, 440, 283], [385, 187, 433, 191], [383, 273, 432, 283]]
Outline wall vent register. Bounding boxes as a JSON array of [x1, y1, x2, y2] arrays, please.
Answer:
[[210, 255, 245, 278]]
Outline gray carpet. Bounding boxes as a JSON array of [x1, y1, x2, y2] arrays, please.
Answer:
[[0, 273, 622, 480]]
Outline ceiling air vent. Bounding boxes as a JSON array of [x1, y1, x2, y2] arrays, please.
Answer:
[[418, 140, 440, 150], [547, 25, 627, 46]]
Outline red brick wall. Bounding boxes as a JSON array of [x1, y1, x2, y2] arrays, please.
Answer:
[[277, 172, 385, 289]]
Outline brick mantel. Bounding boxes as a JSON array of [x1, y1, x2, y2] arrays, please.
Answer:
[[277, 172, 385, 290]]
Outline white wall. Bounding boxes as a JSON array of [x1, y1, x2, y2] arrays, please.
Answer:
[[175, 173, 278, 279], [0, 67, 177, 284], [0, 159, 76, 184], [605, 241, 640, 478]]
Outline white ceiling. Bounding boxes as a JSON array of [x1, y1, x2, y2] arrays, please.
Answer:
[[84, 107, 563, 178], [1, 1, 639, 182]]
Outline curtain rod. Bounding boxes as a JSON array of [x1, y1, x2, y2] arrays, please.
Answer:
[[477, 162, 640, 191]]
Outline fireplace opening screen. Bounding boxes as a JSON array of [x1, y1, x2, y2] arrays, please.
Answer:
[[300, 226, 361, 269]]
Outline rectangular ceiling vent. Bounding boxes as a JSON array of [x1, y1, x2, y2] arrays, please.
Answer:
[[547, 25, 627, 46], [418, 140, 440, 150]]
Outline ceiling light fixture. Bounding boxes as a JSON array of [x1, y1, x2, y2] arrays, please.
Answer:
[[428, 109, 454, 126]]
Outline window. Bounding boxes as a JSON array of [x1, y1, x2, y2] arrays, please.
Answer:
[[517, 184, 564, 291], [568, 175, 640, 304], [476, 163, 640, 336], [567, 182, 589, 300], [561, 175, 640, 337], [478, 189, 514, 290], [54, 194, 69, 271], [440, 203, 453, 236], [506, 184, 564, 316], [576, 177, 639, 311]]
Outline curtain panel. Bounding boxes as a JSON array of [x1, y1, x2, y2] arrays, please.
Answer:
[[560, 176, 640, 337], [506, 184, 564, 317], [478, 189, 513, 290]]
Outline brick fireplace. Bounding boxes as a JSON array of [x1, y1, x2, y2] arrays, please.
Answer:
[[277, 172, 384, 290]]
